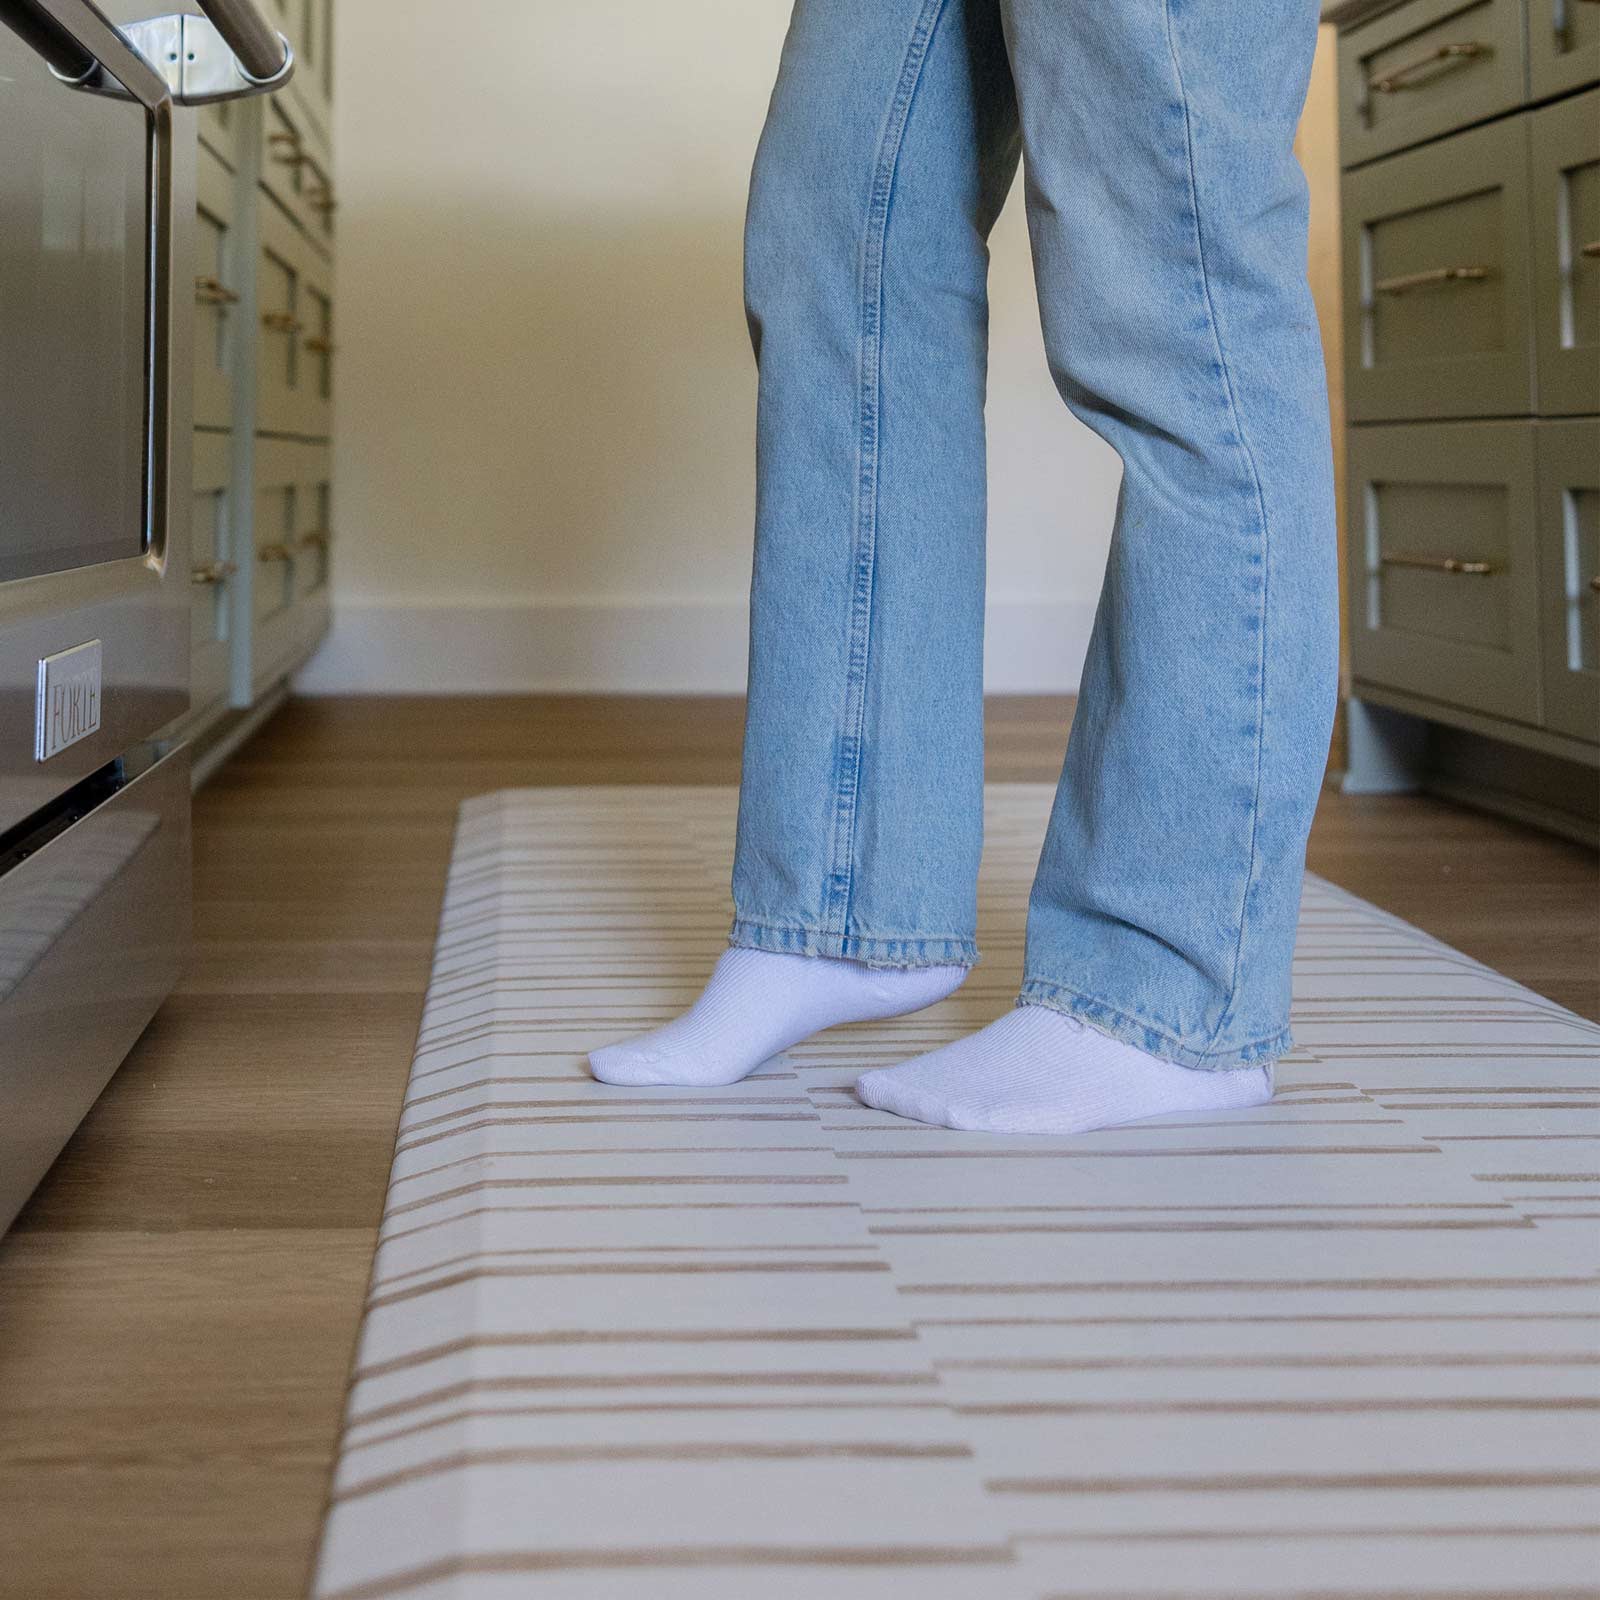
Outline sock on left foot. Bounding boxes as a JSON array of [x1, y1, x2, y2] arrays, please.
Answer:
[[855, 1003, 1273, 1134]]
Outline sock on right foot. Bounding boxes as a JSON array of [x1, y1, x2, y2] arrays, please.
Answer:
[[588, 945, 968, 1088]]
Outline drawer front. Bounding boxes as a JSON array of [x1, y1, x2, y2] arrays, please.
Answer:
[[0, 745, 191, 1234], [283, 0, 334, 146], [262, 95, 336, 252], [263, 0, 332, 120], [189, 429, 236, 720], [1338, 0, 1528, 167], [1530, 88, 1600, 414], [1342, 116, 1534, 420], [193, 142, 241, 432], [252, 438, 329, 690], [291, 446, 333, 665], [1528, 0, 1600, 99], [256, 195, 334, 439], [1536, 417, 1600, 741], [1347, 420, 1543, 722]]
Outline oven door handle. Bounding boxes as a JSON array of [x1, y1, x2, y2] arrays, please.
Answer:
[[193, 0, 289, 86], [1, 0, 291, 102], [0, 0, 170, 103], [0, 0, 99, 83]]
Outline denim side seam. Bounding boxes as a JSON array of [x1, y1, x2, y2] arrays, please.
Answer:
[[1162, 0, 1275, 1068], [823, 0, 951, 943], [731, 915, 978, 971], [1018, 975, 1290, 1072]]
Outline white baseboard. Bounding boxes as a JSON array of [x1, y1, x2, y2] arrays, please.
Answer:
[[291, 596, 1095, 695]]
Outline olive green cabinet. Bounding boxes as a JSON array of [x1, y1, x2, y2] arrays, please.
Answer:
[[1348, 421, 1544, 721], [1528, 0, 1600, 99], [1337, 0, 1528, 167], [1342, 115, 1534, 419], [1530, 88, 1600, 413], [1331, 0, 1598, 828], [1537, 417, 1600, 740]]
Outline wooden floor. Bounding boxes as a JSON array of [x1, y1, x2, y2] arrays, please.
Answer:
[[0, 694, 1594, 1600]]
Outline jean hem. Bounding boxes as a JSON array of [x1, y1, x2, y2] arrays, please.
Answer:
[[1017, 977, 1289, 1071], [730, 916, 978, 970]]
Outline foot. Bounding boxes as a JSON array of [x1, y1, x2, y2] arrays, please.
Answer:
[[588, 946, 968, 1088], [855, 1004, 1273, 1134]]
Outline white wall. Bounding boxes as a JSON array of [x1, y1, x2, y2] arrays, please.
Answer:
[[296, 0, 1120, 695]]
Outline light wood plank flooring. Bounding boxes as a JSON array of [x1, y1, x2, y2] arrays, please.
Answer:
[[0, 695, 1593, 1600]]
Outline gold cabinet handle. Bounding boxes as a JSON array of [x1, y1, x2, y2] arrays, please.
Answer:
[[1581, 241, 1600, 260], [302, 335, 336, 355], [257, 542, 294, 563], [1373, 265, 1490, 295], [1369, 41, 1488, 94], [190, 560, 238, 586], [261, 311, 302, 334], [296, 529, 332, 551], [1589, 575, 1600, 593], [1380, 553, 1497, 576], [195, 275, 240, 306]]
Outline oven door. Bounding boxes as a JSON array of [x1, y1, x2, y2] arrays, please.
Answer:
[[0, 0, 191, 838]]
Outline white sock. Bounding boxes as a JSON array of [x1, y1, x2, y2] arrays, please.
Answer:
[[855, 1003, 1273, 1134], [589, 946, 968, 1088]]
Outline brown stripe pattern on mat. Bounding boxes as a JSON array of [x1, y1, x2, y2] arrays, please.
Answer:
[[311, 785, 1600, 1600]]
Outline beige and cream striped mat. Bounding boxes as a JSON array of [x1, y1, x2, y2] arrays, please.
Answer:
[[311, 785, 1600, 1600]]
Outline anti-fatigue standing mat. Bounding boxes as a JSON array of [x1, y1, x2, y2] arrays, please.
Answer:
[[311, 786, 1600, 1600]]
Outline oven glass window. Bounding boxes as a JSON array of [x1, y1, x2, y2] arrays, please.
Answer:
[[0, 35, 150, 583]]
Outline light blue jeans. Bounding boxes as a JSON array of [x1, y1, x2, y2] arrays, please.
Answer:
[[730, 0, 1339, 1070]]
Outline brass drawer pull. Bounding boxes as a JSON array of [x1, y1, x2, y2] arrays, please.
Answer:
[[296, 529, 332, 551], [195, 275, 240, 306], [1369, 41, 1488, 94], [191, 560, 238, 586], [1589, 575, 1600, 593], [302, 335, 336, 355], [1581, 241, 1600, 260], [1374, 265, 1490, 295], [261, 311, 302, 334], [257, 542, 294, 563], [1380, 553, 1498, 576]]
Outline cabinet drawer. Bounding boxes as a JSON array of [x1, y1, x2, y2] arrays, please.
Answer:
[[256, 195, 334, 439], [193, 142, 241, 432], [1530, 88, 1600, 414], [262, 96, 336, 252], [1338, 0, 1527, 167], [293, 453, 333, 666], [283, 0, 334, 143], [252, 438, 330, 691], [1537, 418, 1600, 742], [189, 429, 236, 720], [1528, 0, 1600, 99], [0, 746, 190, 1234], [1342, 116, 1534, 420], [1347, 421, 1543, 722]]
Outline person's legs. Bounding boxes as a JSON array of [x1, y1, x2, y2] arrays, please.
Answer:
[[860, 0, 1338, 1130], [592, 0, 1020, 1088]]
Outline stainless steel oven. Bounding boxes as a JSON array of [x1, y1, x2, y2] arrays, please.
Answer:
[[0, 0, 291, 1230]]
